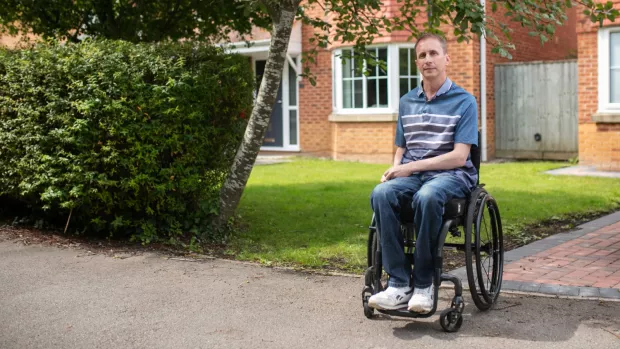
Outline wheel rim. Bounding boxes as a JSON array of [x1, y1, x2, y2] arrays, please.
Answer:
[[474, 195, 503, 304], [465, 188, 491, 310], [440, 309, 463, 332]]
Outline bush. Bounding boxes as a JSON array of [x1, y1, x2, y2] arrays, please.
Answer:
[[0, 40, 253, 243]]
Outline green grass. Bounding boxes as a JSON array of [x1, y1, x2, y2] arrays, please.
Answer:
[[230, 159, 620, 271]]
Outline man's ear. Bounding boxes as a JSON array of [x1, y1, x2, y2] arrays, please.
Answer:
[[445, 54, 450, 66]]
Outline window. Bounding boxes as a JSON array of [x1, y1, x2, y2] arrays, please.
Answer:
[[399, 48, 419, 97], [341, 48, 388, 108], [332, 45, 419, 115], [610, 32, 620, 104], [598, 27, 620, 112]]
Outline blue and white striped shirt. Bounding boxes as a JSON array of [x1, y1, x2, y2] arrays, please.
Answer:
[[395, 78, 479, 189]]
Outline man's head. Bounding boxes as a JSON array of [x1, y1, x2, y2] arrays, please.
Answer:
[[414, 33, 450, 81]]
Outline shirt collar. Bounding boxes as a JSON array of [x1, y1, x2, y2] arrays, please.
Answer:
[[417, 78, 453, 99]]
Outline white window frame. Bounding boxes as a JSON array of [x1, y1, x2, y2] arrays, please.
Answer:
[[332, 44, 419, 116], [398, 46, 421, 99], [598, 26, 620, 113]]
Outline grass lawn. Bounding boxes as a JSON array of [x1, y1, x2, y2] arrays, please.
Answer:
[[229, 159, 620, 272]]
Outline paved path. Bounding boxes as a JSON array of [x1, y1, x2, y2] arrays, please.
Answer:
[[452, 211, 620, 300], [1, 239, 619, 349]]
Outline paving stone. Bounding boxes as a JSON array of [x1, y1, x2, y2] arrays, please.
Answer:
[[502, 280, 521, 291], [599, 288, 620, 300], [520, 282, 541, 293], [538, 284, 560, 295], [557, 285, 579, 297], [578, 287, 600, 298]]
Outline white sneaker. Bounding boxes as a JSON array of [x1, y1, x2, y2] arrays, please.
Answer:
[[408, 285, 434, 313], [368, 286, 413, 310]]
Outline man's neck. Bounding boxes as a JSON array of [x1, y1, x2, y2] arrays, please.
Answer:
[[422, 76, 447, 100]]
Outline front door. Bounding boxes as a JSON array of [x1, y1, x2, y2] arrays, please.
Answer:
[[255, 60, 283, 147]]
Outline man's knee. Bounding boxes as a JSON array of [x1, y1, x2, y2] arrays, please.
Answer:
[[371, 182, 397, 208], [412, 186, 443, 209]]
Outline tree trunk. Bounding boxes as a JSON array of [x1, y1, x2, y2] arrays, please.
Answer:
[[214, 1, 299, 231]]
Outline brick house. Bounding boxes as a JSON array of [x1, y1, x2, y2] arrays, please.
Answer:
[[227, 3, 581, 165], [576, 1, 620, 171], [3, 3, 617, 170]]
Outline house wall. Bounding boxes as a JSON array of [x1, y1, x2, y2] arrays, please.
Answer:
[[576, 1, 620, 171], [0, 34, 23, 47], [322, 36, 477, 163], [298, 2, 579, 164]]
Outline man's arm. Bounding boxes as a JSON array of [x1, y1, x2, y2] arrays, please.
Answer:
[[393, 147, 405, 167], [382, 95, 478, 182], [381, 147, 407, 182], [382, 143, 471, 182]]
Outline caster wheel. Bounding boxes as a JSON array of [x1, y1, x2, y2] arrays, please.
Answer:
[[440, 308, 463, 332], [363, 302, 374, 319]]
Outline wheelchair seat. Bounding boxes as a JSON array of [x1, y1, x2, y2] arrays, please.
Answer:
[[444, 198, 466, 218]]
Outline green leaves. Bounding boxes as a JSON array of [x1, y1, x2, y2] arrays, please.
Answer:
[[0, 40, 254, 243], [0, 0, 270, 43], [296, 0, 616, 73]]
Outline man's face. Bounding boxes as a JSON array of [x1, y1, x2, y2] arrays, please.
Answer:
[[415, 38, 450, 80]]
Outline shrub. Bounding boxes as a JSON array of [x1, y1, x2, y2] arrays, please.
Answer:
[[0, 40, 253, 243]]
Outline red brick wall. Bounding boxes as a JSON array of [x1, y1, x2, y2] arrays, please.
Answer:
[[0, 34, 36, 48], [577, 1, 620, 171], [228, 3, 581, 164], [297, 3, 334, 157], [330, 122, 397, 163]]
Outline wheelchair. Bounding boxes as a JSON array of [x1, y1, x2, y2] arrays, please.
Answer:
[[361, 137, 504, 332]]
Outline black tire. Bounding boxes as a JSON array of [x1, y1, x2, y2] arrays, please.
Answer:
[[440, 308, 463, 332], [366, 215, 385, 294], [464, 188, 491, 311], [363, 302, 374, 319], [367, 215, 377, 268], [475, 195, 503, 305], [465, 188, 504, 310]]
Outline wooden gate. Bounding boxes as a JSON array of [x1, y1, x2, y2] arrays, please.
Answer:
[[494, 60, 577, 160]]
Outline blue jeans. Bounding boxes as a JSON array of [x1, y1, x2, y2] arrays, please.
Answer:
[[370, 173, 471, 288]]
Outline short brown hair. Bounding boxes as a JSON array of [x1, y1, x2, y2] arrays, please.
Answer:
[[414, 33, 447, 58]]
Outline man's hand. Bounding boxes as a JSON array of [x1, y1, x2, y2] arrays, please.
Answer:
[[381, 164, 412, 182]]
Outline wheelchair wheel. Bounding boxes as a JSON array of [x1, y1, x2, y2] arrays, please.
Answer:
[[465, 188, 504, 311], [366, 222, 385, 293], [440, 308, 463, 332], [363, 215, 384, 318]]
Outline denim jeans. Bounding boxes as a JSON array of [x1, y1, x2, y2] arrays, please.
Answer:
[[370, 173, 471, 288]]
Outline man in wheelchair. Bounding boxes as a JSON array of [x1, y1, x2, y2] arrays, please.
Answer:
[[368, 33, 478, 313]]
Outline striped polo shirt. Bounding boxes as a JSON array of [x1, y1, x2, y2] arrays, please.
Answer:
[[395, 78, 479, 189]]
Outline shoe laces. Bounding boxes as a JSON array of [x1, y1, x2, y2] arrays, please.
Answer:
[[414, 285, 434, 297], [385, 286, 409, 298]]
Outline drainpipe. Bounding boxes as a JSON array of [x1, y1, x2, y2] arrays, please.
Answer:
[[480, 0, 488, 161]]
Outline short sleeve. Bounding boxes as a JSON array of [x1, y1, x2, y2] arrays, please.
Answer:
[[395, 102, 406, 148], [454, 97, 478, 146]]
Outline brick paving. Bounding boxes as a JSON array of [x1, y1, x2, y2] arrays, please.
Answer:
[[451, 211, 620, 300], [502, 221, 620, 289]]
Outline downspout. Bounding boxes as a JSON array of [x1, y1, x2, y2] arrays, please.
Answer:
[[480, 0, 488, 161]]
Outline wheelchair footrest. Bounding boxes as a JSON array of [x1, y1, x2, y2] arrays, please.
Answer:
[[376, 307, 436, 319]]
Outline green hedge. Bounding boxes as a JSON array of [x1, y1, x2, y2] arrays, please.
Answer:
[[0, 40, 253, 243]]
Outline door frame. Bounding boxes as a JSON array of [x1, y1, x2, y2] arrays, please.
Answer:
[[254, 57, 300, 152]]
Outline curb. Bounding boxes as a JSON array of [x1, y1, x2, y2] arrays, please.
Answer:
[[451, 210, 620, 300]]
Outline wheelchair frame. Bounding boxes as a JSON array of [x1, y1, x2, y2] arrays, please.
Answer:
[[361, 135, 505, 332]]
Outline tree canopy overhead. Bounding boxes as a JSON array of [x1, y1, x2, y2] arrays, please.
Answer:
[[0, 0, 270, 43]]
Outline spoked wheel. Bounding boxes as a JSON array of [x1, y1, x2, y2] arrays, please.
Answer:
[[465, 188, 504, 311], [363, 215, 385, 319]]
